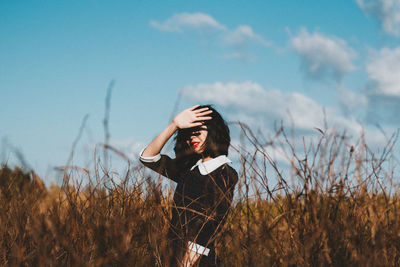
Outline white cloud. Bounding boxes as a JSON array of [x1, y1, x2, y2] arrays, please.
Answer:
[[356, 0, 400, 37], [223, 25, 272, 47], [150, 12, 226, 32], [181, 80, 397, 175], [366, 46, 400, 96], [290, 28, 357, 81], [182, 81, 266, 108], [181, 80, 392, 147], [182, 81, 334, 131]]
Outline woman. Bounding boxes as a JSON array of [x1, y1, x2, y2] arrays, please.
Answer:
[[140, 105, 238, 266]]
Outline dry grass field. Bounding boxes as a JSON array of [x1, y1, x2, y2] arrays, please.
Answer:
[[1, 125, 399, 266]]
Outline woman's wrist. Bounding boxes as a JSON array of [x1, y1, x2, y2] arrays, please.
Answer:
[[171, 120, 180, 130]]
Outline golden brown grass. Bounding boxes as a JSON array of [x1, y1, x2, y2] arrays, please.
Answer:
[[1, 125, 400, 266]]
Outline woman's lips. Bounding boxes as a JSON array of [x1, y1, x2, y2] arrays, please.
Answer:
[[192, 142, 200, 148]]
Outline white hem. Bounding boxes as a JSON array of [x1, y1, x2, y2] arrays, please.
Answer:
[[139, 147, 161, 163], [188, 241, 210, 256]]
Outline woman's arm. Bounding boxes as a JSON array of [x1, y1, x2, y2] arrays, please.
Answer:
[[140, 105, 213, 182], [141, 105, 212, 157], [141, 121, 178, 157]]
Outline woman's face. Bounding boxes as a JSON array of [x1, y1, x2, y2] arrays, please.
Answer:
[[187, 126, 208, 154]]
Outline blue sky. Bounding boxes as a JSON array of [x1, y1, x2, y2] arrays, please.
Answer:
[[1, 0, 400, 184]]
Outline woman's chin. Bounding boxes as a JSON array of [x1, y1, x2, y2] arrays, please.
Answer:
[[191, 148, 203, 154]]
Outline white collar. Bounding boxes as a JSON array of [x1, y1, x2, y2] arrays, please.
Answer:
[[190, 155, 232, 175]]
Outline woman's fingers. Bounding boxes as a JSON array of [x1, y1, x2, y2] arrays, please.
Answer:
[[189, 104, 200, 111], [194, 110, 212, 120], [195, 110, 212, 119], [189, 122, 203, 127], [196, 116, 212, 121], [177, 106, 212, 129], [196, 110, 213, 116], [193, 107, 209, 113]]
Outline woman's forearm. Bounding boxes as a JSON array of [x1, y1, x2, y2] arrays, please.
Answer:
[[141, 121, 178, 157]]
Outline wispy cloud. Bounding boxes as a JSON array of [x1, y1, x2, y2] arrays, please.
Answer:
[[223, 25, 272, 47], [149, 12, 226, 32], [356, 0, 400, 37], [290, 28, 357, 81], [221, 52, 256, 62], [366, 46, 400, 97], [150, 12, 274, 60]]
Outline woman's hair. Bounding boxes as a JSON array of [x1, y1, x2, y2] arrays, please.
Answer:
[[174, 105, 231, 169]]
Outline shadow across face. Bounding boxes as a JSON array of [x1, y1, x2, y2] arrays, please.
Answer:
[[183, 126, 208, 154]]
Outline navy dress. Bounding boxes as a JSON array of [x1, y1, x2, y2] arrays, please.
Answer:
[[140, 154, 238, 267]]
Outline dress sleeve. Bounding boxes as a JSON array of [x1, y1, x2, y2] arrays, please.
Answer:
[[190, 166, 238, 247], [139, 148, 181, 183]]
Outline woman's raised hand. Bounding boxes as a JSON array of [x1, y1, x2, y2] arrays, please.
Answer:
[[173, 105, 213, 129]]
